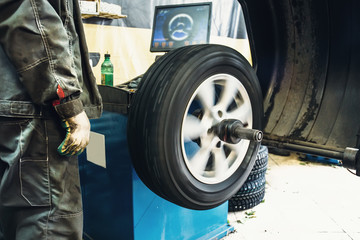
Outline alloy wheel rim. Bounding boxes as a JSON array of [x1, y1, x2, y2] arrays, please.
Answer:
[[181, 73, 253, 184]]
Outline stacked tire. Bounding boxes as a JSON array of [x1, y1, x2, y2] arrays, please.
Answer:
[[228, 145, 268, 212]]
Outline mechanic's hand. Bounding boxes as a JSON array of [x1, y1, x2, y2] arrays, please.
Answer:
[[57, 111, 90, 156]]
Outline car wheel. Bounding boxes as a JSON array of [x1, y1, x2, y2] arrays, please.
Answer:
[[127, 44, 263, 210]]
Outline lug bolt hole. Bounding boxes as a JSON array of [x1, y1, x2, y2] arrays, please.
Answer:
[[218, 111, 223, 118]]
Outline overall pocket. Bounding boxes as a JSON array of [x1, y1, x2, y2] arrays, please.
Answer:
[[19, 118, 50, 206]]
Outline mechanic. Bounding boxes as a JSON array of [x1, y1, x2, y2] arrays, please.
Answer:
[[0, 0, 102, 239]]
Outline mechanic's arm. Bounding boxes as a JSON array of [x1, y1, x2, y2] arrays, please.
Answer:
[[0, 0, 89, 156]]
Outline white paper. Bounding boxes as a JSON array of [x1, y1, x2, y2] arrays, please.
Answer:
[[86, 131, 106, 168]]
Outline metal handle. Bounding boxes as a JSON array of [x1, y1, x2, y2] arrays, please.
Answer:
[[213, 119, 263, 144]]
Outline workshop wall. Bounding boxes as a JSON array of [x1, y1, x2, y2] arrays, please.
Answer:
[[82, 0, 251, 85]]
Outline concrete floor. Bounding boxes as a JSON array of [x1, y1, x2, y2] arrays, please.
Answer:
[[223, 152, 360, 240]]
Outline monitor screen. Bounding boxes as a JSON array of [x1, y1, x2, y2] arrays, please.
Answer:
[[150, 2, 212, 52]]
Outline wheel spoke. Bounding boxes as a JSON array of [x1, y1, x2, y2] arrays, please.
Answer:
[[213, 148, 229, 178], [196, 81, 215, 111], [183, 114, 206, 140], [189, 148, 211, 175], [225, 140, 249, 165], [228, 102, 252, 123], [217, 80, 238, 110]]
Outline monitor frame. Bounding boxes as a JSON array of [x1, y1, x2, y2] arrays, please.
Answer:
[[150, 2, 212, 52]]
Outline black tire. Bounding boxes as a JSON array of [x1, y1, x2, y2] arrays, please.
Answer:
[[127, 44, 263, 210], [228, 187, 265, 212], [245, 145, 268, 182], [236, 176, 266, 195], [229, 146, 268, 212]]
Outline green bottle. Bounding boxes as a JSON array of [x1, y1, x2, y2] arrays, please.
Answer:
[[101, 53, 113, 86]]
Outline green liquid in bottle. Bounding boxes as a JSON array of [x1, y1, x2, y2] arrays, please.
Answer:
[[101, 53, 113, 86]]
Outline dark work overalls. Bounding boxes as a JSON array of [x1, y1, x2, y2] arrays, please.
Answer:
[[0, 114, 83, 239], [0, 0, 102, 239]]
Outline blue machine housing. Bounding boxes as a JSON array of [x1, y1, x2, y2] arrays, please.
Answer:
[[78, 110, 234, 240]]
